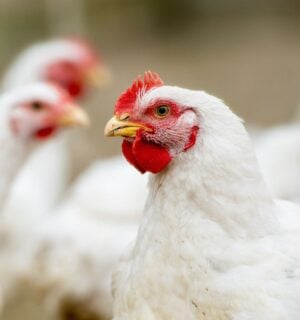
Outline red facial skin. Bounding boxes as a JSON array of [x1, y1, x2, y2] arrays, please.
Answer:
[[35, 126, 56, 140], [35, 86, 73, 140], [114, 71, 199, 174], [44, 40, 100, 99], [40, 96, 76, 140]]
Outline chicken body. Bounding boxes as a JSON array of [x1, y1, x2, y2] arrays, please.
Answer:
[[2, 156, 144, 319], [21, 201, 138, 320]]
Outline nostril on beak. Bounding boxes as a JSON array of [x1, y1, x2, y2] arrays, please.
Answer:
[[119, 113, 130, 121]]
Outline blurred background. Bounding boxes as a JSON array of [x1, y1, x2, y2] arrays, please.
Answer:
[[0, 0, 300, 172]]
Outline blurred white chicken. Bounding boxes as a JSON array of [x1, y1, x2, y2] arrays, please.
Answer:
[[0, 157, 144, 319], [0, 82, 88, 311], [59, 156, 147, 220], [2, 37, 106, 219], [16, 197, 138, 320], [255, 122, 300, 204]]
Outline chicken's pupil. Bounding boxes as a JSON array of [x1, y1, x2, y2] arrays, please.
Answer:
[[31, 101, 43, 111], [156, 105, 169, 116]]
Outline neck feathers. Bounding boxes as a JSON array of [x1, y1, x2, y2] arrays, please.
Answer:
[[145, 109, 277, 238], [0, 109, 31, 211]]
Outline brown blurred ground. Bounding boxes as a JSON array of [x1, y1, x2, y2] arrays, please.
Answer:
[[0, 0, 300, 174]]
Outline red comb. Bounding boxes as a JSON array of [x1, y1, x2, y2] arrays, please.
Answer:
[[115, 71, 164, 114]]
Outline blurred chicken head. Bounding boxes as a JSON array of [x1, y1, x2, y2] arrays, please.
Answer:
[[8, 83, 89, 140], [44, 38, 109, 98]]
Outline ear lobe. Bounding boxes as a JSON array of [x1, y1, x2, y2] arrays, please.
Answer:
[[183, 126, 199, 152]]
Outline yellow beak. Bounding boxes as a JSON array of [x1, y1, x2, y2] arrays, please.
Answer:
[[58, 104, 90, 127], [104, 115, 151, 137], [85, 65, 111, 88]]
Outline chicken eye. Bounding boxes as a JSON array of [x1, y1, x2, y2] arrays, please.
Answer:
[[31, 101, 43, 111], [154, 105, 170, 118]]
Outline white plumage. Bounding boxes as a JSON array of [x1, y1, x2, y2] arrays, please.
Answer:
[[109, 84, 300, 319], [58, 156, 147, 220], [1, 156, 144, 319], [19, 199, 138, 319], [255, 123, 300, 204], [0, 90, 32, 212]]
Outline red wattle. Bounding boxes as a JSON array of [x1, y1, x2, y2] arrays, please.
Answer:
[[122, 134, 172, 174], [66, 82, 83, 98], [122, 139, 145, 173], [35, 127, 56, 140]]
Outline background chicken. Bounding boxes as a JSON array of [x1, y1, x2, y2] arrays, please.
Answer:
[[2, 38, 106, 219], [0, 82, 88, 312], [106, 71, 300, 320]]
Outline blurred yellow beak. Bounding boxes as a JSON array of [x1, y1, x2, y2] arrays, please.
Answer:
[[58, 104, 90, 127], [104, 115, 151, 137], [85, 65, 111, 88]]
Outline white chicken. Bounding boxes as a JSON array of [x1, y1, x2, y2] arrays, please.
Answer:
[[2, 37, 104, 219], [255, 123, 300, 204], [0, 82, 88, 307], [105, 71, 300, 320]]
